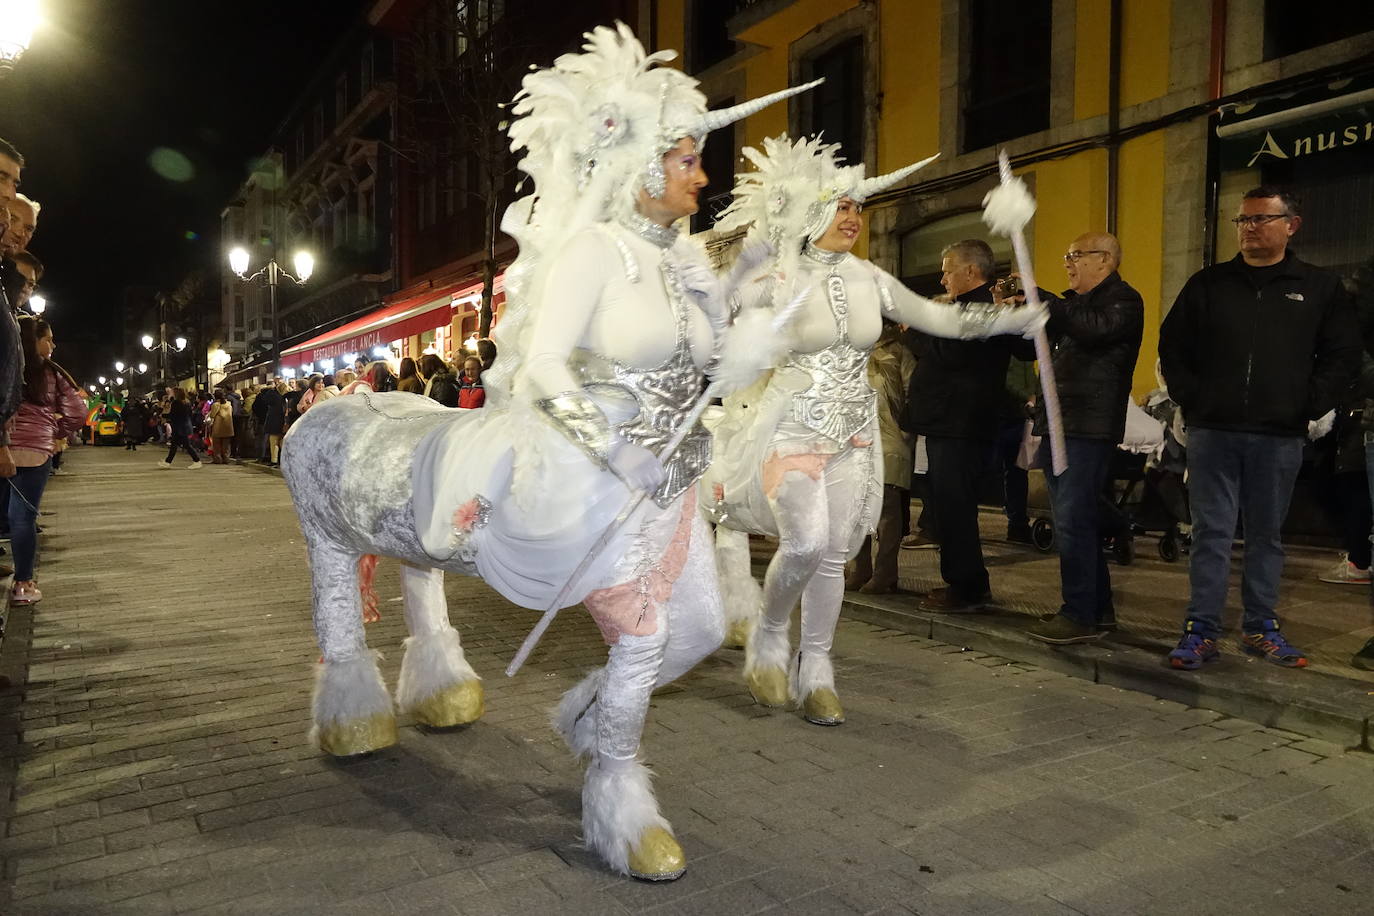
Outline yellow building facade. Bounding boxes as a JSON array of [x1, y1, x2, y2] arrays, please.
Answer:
[[658, 0, 1374, 398]]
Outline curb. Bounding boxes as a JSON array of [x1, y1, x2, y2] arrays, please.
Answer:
[[841, 592, 1373, 749], [237, 459, 283, 479]]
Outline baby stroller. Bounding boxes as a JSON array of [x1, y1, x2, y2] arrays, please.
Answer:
[[1031, 395, 1190, 564]]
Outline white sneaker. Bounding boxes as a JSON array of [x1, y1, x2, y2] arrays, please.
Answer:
[[156, 460, 172, 469], [187, 461, 203, 470], [1318, 554, 1370, 585], [50, 468, 67, 476]]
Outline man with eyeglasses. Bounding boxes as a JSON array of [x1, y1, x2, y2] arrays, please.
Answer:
[[1025, 233, 1143, 645], [1159, 186, 1359, 670]]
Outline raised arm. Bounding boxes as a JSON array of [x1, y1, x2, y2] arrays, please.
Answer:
[[871, 264, 1044, 340]]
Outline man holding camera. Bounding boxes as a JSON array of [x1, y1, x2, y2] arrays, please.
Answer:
[[1026, 232, 1143, 644], [909, 239, 1035, 612]]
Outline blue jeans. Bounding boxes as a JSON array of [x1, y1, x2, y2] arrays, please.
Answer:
[[1184, 428, 1302, 637], [1041, 437, 1116, 627], [7, 460, 52, 581]]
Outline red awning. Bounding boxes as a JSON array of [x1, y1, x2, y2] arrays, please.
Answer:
[[279, 290, 460, 368]]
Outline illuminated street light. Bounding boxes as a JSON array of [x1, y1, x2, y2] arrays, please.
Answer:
[[228, 247, 315, 372], [0, 0, 41, 77], [173, 336, 187, 351], [115, 376, 124, 386], [114, 360, 125, 372], [98, 376, 106, 384], [27, 294, 45, 314], [137, 362, 147, 374], [141, 334, 154, 349]]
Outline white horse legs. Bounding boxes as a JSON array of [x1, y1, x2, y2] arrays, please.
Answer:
[[396, 563, 484, 728], [714, 526, 761, 648], [556, 512, 724, 880], [308, 539, 397, 756]]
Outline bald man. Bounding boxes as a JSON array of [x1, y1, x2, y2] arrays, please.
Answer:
[[1026, 232, 1143, 645]]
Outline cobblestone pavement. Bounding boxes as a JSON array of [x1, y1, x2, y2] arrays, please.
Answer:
[[3, 447, 1374, 914]]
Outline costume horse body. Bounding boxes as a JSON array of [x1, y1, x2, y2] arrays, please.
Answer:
[[281, 393, 486, 756]]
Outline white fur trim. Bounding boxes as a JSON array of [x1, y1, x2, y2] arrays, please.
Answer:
[[797, 651, 836, 698], [396, 627, 481, 713], [744, 619, 792, 678], [981, 177, 1036, 236], [309, 651, 393, 743], [551, 668, 604, 760], [582, 758, 670, 876], [715, 527, 762, 628]]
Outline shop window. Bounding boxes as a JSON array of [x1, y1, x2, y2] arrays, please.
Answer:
[[899, 209, 1014, 297], [693, 100, 735, 234], [689, 0, 735, 72], [962, 0, 1052, 153], [1263, 2, 1374, 61], [804, 37, 864, 165]]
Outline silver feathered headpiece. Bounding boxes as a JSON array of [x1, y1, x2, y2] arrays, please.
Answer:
[[717, 134, 939, 244], [507, 22, 819, 219]]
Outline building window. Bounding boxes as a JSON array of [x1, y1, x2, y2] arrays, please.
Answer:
[[693, 99, 735, 234], [361, 42, 374, 94], [689, 0, 734, 72], [234, 296, 245, 327], [962, 0, 1052, 153], [1263, 2, 1374, 60], [805, 37, 864, 165]]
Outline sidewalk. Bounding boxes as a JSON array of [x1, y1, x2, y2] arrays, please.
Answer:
[[2, 448, 1373, 914], [819, 506, 1374, 746]]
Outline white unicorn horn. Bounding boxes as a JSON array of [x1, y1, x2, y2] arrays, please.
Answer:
[[855, 153, 940, 201], [697, 78, 824, 135]]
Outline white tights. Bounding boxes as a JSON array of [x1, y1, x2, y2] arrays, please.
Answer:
[[758, 445, 869, 663]]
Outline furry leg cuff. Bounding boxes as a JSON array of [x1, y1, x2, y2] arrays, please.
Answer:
[[310, 651, 396, 754], [551, 668, 603, 760], [396, 627, 483, 727], [796, 650, 837, 697], [396, 626, 480, 710], [582, 756, 671, 877], [744, 618, 792, 678]]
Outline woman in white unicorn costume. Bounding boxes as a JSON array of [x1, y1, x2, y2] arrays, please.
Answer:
[[704, 136, 1046, 726], [280, 24, 813, 881]]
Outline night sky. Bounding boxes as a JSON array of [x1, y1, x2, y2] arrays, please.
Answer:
[[0, 0, 367, 385]]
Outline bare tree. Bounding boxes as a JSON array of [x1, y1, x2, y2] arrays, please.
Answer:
[[396, 1, 528, 338]]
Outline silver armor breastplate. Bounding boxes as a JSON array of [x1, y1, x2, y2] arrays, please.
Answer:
[[785, 267, 876, 442], [568, 257, 711, 508]]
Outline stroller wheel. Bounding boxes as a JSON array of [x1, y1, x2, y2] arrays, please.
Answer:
[[1112, 535, 1134, 566], [1031, 518, 1055, 552], [1159, 532, 1181, 563]]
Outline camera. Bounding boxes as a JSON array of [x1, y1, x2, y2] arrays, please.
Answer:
[[994, 276, 1022, 299]]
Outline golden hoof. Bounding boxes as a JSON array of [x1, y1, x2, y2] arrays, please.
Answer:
[[627, 826, 686, 881], [316, 712, 397, 757], [746, 666, 790, 708], [802, 688, 845, 726], [410, 679, 484, 728], [722, 618, 751, 650]]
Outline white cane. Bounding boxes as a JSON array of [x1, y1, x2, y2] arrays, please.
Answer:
[[985, 150, 1068, 476]]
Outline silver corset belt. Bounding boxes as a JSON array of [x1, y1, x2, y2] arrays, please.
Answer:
[[567, 347, 711, 509], [786, 271, 876, 442]]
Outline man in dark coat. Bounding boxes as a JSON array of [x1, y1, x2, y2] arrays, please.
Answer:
[[1026, 232, 1144, 644], [1160, 186, 1359, 670], [253, 382, 284, 463], [908, 239, 1035, 612]]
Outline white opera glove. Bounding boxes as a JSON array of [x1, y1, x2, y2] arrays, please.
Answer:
[[1308, 409, 1336, 441], [955, 300, 1047, 341], [1008, 301, 1049, 340], [677, 260, 719, 303], [608, 439, 666, 493]]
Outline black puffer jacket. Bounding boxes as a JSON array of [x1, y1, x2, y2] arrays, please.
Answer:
[[1159, 252, 1359, 438], [905, 280, 1036, 441], [1032, 272, 1144, 442]]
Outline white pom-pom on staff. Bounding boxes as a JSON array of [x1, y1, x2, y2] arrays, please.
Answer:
[[982, 150, 1067, 477]]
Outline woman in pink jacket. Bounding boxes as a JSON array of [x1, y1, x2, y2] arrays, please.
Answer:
[[6, 317, 85, 604]]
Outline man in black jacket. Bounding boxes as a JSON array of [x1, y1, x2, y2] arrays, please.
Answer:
[[910, 239, 1035, 612], [1160, 187, 1359, 670], [1026, 233, 1143, 644]]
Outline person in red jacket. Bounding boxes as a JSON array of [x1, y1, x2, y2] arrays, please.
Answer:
[[457, 356, 485, 409]]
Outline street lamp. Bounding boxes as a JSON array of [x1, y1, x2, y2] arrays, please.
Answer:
[[137, 362, 147, 374], [114, 360, 125, 372], [27, 294, 45, 315], [142, 329, 187, 386], [229, 246, 314, 372], [97, 376, 106, 384], [0, 0, 40, 77]]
